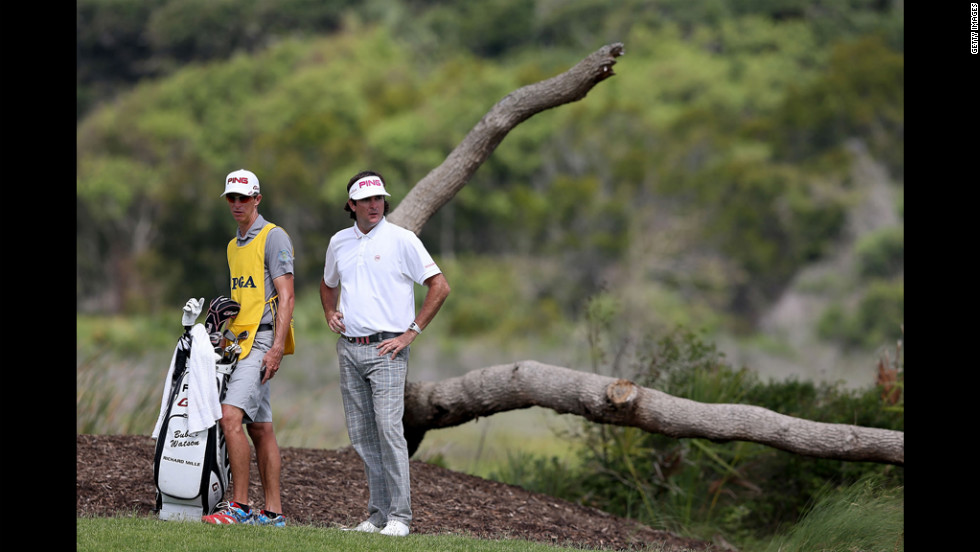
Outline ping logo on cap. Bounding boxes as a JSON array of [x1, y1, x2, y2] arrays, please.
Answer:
[[356, 178, 383, 189], [349, 175, 390, 199]]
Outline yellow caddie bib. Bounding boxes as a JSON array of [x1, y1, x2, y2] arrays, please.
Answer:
[[226, 223, 295, 359]]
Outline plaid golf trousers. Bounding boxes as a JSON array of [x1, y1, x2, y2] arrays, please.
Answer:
[[337, 338, 413, 526]]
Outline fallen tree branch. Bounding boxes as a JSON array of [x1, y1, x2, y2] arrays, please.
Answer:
[[404, 361, 904, 466]]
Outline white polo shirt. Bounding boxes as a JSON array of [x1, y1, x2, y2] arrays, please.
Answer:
[[323, 217, 441, 337]]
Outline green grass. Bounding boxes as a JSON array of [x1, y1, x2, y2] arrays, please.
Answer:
[[76, 515, 634, 552], [756, 477, 904, 552], [77, 477, 903, 552]]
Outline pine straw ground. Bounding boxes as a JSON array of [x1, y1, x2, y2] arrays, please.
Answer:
[[77, 434, 723, 551]]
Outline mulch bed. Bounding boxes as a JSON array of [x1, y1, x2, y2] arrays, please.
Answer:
[[77, 434, 720, 551]]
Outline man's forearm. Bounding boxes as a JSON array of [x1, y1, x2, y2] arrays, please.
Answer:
[[320, 278, 340, 318], [414, 273, 450, 330], [272, 274, 295, 350]]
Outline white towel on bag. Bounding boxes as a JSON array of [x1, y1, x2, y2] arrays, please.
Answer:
[[185, 324, 223, 433], [151, 324, 223, 438]]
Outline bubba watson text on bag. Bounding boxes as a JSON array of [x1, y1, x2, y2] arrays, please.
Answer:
[[153, 328, 234, 521]]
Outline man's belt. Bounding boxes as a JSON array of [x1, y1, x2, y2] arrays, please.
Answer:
[[344, 332, 400, 344], [258, 324, 274, 332]]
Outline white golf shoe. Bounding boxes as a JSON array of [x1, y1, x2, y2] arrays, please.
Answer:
[[343, 520, 381, 533], [380, 520, 410, 537]]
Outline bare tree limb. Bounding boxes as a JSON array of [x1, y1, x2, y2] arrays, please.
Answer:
[[389, 43, 625, 233], [383, 42, 903, 468], [405, 361, 904, 466]]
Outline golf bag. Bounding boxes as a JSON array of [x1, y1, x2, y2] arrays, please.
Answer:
[[152, 297, 245, 521]]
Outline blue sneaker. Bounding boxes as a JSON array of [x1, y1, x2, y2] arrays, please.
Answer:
[[202, 501, 254, 525], [254, 509, 287, 527]]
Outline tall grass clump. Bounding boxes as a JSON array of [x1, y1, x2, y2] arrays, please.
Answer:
[[759, 475, 904, 552], [77, 301, 351, 448], [489, 313, 904, 550], [77, 349, 170, 435], [77, 314, 182, 434]]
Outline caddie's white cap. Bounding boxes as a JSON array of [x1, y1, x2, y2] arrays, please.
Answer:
[[221, 169, 261, 197], [348, 175, 391, 201]]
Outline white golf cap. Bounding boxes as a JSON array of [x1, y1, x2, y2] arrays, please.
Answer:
[[348, 175, 391, 200], [221, 169, 261, 197]]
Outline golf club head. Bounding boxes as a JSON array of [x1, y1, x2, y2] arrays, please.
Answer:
[[205, 296, 241, 335]]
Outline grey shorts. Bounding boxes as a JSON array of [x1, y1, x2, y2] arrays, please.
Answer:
[[221, 330, 274, 423]]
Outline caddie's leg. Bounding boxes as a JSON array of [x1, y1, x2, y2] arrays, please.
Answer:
[[248, 421, 282, 513], [221, 404, 251, 505]]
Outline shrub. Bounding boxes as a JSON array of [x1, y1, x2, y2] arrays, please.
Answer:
[[855, 226, 904, 280], [491, 326, 904, 544]]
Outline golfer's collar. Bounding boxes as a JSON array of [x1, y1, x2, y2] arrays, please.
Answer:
[[353, 217, 386, 239]]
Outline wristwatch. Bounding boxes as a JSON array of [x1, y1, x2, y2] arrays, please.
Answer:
[[408, 321, 423, 334]]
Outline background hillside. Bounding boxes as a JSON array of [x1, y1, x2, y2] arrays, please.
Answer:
[[77, 0, 904, 388]]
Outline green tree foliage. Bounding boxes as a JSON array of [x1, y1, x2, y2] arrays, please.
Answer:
[[77, 1, 902, 348], [855, 226, 904, 280], [817, 281, 903, 349], [77, 0, 358, 117], [77, 0, 163, 118], [773, 35, 904, 179]]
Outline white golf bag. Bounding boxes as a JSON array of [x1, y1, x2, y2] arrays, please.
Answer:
[[152, 297, 245, 521]]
